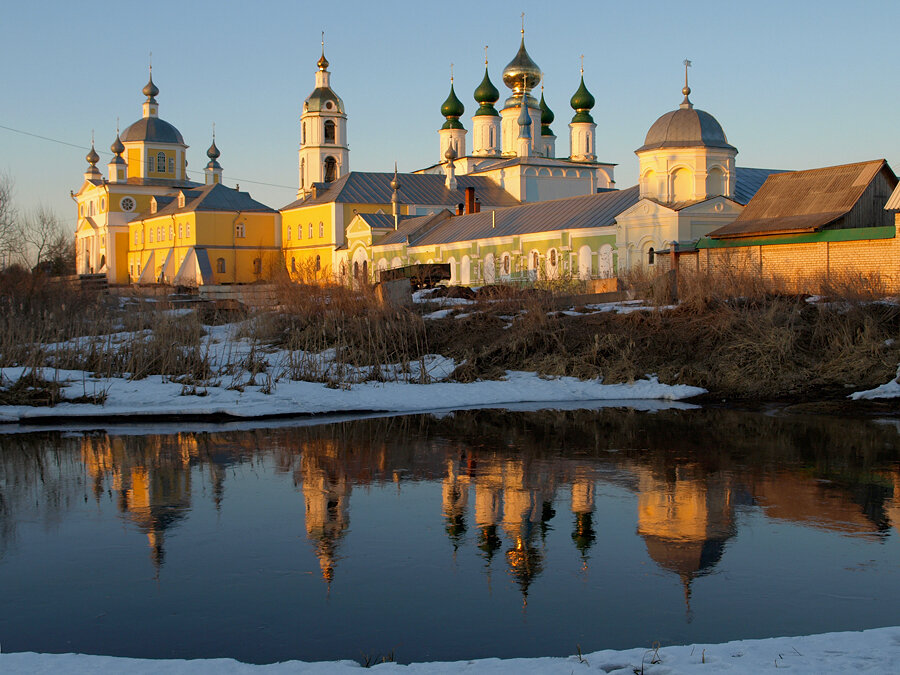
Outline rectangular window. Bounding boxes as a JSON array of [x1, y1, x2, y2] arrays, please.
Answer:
[[319, 222, 324, 237], [169, 225, 174, 240], [147, 156, 153, 174], [308, 223, 313, 238], [186, 223, 190, 237], [168, 157, 175, 174], [236, 223, 245, 238], [179, 223, 183, 239], [134, 231, 139, 245]]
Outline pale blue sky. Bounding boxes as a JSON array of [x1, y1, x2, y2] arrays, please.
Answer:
[[1, 0, 898, 220]]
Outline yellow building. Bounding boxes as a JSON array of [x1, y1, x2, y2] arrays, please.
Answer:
[[74, 70, 202, 283], [127, 180, 279, 285]]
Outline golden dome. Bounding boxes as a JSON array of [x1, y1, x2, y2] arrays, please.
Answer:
[[501, 35, 541, 96]]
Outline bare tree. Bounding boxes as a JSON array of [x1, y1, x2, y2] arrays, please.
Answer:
[[0, 172, 21, 269]]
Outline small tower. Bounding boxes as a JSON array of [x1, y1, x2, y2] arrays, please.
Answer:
[[142, 69, 160, 120], [516, 79, 533, 158], [84, 138, 102, 181], [439, 70, 467, 162], [204, 127, 223, 185], [444, 143, 458, 191], [568, 61, 596, 162], [107, 129, 127, 183], [298, 36, 349, 198], [390, 163, 401, 229], [539, 86, 556, 158], [471, 50, 501, 157]]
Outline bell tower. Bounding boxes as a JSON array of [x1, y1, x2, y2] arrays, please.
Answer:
[[298, 35, 349, 198]]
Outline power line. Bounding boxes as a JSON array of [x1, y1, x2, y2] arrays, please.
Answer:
[[0, 122, 298, 191]]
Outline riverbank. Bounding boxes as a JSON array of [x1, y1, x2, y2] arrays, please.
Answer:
[[2, 625, 899, 673], [1, 276, 899, 417]]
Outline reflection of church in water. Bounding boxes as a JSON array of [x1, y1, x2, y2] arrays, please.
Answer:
[[76, 428, 900, 607]]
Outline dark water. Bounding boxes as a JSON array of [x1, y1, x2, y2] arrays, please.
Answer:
[[1, 407, 900, 665]]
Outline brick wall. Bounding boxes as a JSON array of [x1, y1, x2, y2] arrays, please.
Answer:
[[681, 221, 900, 294]]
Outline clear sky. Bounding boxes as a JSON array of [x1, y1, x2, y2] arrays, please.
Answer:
[[1, 0, 898, 222]]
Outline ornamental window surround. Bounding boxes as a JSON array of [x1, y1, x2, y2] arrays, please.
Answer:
[[236, 223, 246, 238], [319, 222, 324, 237], [217, 257, 226, 274], [156, 152, 166, 173], [308, 223, 313, 238]]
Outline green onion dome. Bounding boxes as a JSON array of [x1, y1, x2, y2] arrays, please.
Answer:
[[570, 76, 595, 124], [474, 67, 500, 117], [441, 82, 465, 130], [539, 92, 554, 136]]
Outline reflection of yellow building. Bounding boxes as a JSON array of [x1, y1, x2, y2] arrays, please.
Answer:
[[635, 466, 734, 612], [442, 458, 470, 549], [571, 468, 596, 562], [300, 449, 351, 585], [81, 433, 194, 574], [474, 460, 504, 562]]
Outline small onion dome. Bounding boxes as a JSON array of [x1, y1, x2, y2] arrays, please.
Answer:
[[207, 139, 220, 160], [440, 83, 465, 130], [390, 168, 401, 191], [502, 37, 541, 95], [317, 51, 329, 71], [86, 143, 100, 166], [570, 76, 595, 124], [444, 143, 458, 161], [143, 74, 159, 100], [539, 92, 554, 136], [474, 67, 500, 117], [517, 96, 532, 139], [110, 133, 125, 156]]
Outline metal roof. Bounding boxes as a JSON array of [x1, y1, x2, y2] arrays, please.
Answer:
[[376, 211, 453, 247], [733, 167, 785, 205], [356, 213, 399, 229], [121, 117, 185, 145], [709, 159, 895, 239], [637, 107, 735, 153], [281, 171, 520, 211], [135, 183, 276, 219], [467, 155, 617, 173], [375, 187, 639, 249]]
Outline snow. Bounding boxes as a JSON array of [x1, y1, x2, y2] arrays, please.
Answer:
[[0, 366, 703, 424], [849, 365, 900, 400], [2, 625, 900, 673]]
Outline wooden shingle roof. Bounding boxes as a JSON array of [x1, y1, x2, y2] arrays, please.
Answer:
[[708, 159, 895, 239]]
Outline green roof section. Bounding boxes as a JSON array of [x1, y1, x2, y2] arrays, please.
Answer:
[[473, 67, 500, 117], [696, 225, 897, 249], [539, 92, 554, 136], [441, 82, 465, 129], [570, 76, 595, 124]]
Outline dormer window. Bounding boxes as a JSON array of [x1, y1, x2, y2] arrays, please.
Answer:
[[150, 198, 158, 214], [178, 192, 185, 208]]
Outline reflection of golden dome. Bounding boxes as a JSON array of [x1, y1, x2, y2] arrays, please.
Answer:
[[502, 35, 541, 96]]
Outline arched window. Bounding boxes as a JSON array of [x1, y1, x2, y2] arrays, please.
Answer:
[[217, 257, 226, 273], [549, 248, 557, 267], [308, 222, 313, 238], [301, 123, 306, 145], [179, 223, 184, 239], [149, 229, 154, 243], [532, 251, 539, 269], [672, 168, 692, 202], [253, 258, 262, 275], [291, 257, 296, 273], [168, 157, 175, 174], [186, 223, 190, 237], [353, 261, 359, 278], [319, 222, 324, 237], [169, 225, 174, 240], [502, 252, 510, 275], [156, 152, 166, 173], [286, 224, 291, 241], [324, 156, 337, 182], [89, 202, 94, 216], [134, 230, 139, 246], [706, 167, 726, 197], [315, 254, 321, 271], [324, 120, 335, 144], [362, 260, 368, 281], [648, 247, 655, 266], [585, 135, 591, 154]]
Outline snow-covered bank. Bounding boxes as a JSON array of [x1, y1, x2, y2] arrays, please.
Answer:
[[0, 367, 704, 424], [3, 626, 900, 673], [850, 364, 900, 400]]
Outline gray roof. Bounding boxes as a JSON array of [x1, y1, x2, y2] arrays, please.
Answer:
[[356, 213, 401, 229], [734, 167, 786, 205], [135, 182, 276, 219], [467, 155, 617, 173], [376, 187, 639, 248], [637, 106, 735, 153], [708, 159, 895, 239], [121, 117, 185, 145], [376, 211, 453, 247], [281, 171, 521, 210]]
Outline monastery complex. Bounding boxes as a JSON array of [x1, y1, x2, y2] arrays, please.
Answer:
[[72, 29, 900, 291]]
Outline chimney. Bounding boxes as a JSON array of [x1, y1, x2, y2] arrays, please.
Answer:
[[465, 186, 476, 214], [456, 203, 464, 215], [474, 198, 481, 213]]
